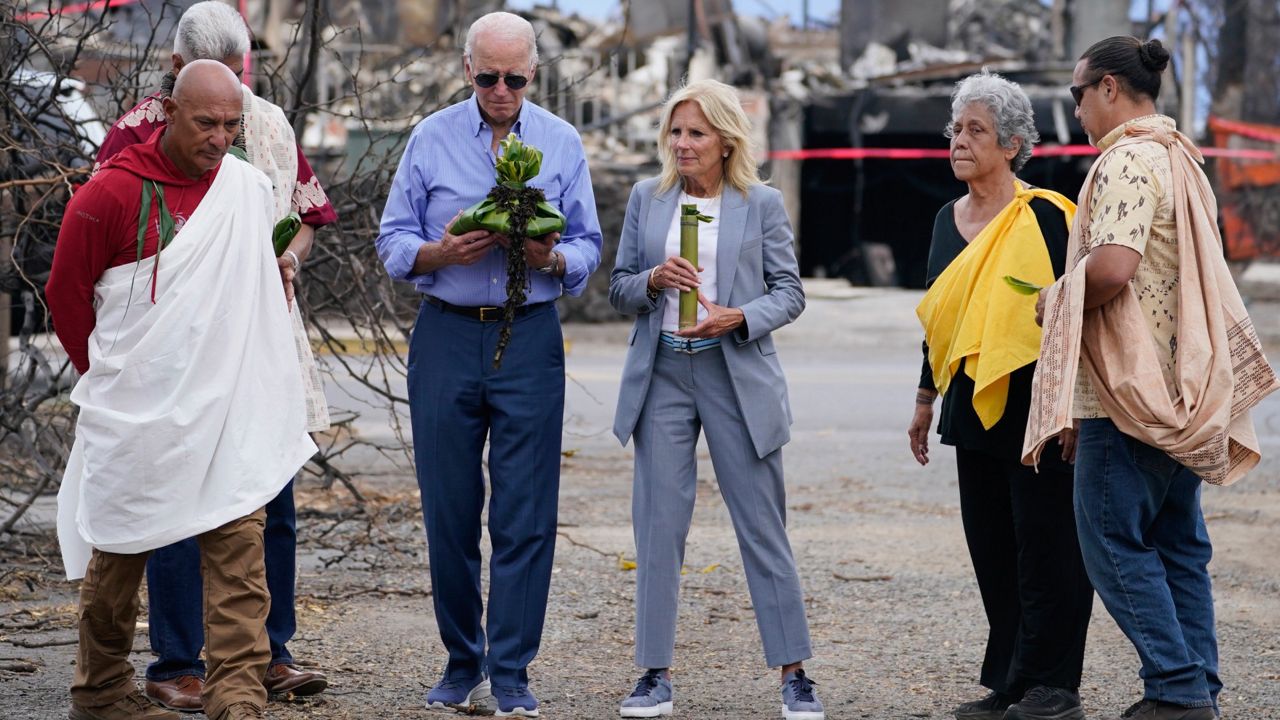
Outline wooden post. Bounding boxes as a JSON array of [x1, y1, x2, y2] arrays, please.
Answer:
[[1181, 21, 1195, 134]]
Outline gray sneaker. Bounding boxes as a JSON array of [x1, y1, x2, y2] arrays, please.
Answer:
[[620, 669, 673, 718], [780, 669, 824, 720]]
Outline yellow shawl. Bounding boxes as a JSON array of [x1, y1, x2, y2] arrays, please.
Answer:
[[916, 182, 1075, 429]]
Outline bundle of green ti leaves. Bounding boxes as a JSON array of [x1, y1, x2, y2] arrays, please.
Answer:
[[450, 134, 567, 369]]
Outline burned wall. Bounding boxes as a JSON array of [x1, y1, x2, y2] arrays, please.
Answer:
[[839, 0, 949, 69]]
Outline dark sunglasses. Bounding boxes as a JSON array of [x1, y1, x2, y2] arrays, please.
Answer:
[[1069, 78, 1103, 106], [474, 72, 529, 90]]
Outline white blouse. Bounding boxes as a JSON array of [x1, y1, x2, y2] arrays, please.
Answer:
[[660, 192, 722, 332]]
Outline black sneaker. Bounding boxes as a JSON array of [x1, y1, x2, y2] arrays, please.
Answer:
[[1115, 699, 1215, 720], [1006, 686, 1085, 720], [954, 690, 1018, 720]]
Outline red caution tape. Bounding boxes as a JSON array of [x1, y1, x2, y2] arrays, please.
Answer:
[[16, 0, 139, 22], [768, 144, 1278, 161], [1208, 116, 1280, 144], [1201, 147, 1280, 160], [767, 147, 951, 160]]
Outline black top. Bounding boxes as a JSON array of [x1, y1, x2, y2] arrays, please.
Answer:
[[919, 196, 1070, 464]]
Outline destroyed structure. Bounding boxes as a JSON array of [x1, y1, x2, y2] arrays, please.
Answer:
[[11, 0, 1280, 309]]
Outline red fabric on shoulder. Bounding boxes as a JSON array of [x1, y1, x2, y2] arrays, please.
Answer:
[[47, 128, 219, 373]]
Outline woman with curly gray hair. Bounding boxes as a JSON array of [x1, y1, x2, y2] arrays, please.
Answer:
[[909, 70, 1094, 720]]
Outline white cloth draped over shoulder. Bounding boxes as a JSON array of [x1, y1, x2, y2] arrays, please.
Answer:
[[241, 84, 330, 432], [57, 156, 317, 580]]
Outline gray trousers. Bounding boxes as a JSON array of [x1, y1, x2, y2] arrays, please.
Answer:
[[631, 344, 813, 669]]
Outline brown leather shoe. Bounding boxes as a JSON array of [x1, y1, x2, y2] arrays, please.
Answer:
[[68, 689, 182, 720], [213, 702, 265, 720], [264, 663, 328, 697], [144, 675, 204, 712]]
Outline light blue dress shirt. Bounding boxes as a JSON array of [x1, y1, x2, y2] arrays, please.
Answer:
[[376, 95, 602, 306]]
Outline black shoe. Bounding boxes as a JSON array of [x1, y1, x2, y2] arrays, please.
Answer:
[[1006, 686, 1085, 720], [1114, 699, 1215, 720], [955, 691, 1018, 720]]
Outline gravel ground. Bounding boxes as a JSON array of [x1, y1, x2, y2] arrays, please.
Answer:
[[3, 281, 1279, 719]]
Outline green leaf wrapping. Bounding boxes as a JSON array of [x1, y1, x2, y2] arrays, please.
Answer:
[[447, 133, 566, 236], [273, 212, 302, 256], [450, 199, 566, 237], [679, 204, 701, 329]]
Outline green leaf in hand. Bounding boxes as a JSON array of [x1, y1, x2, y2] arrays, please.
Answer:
[[1003, 275, 1044, 295]]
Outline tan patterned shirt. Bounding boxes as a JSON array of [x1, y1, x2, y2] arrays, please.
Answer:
[[1074, 115, 1180, 418]]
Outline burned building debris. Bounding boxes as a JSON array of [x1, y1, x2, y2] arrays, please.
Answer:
[[10, 0, 1276, 309]]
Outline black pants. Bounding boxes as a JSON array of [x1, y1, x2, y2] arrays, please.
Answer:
[[955, 446, 1094, 696]]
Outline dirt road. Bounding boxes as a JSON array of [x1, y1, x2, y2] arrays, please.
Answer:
[[4, 283, 1279, 719]]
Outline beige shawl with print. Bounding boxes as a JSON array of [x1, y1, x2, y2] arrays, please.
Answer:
[[1023, 122, 1279, 485]]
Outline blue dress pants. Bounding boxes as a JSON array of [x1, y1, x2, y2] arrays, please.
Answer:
[[145, 480, 297, 680], [407, 299, 564, 688]]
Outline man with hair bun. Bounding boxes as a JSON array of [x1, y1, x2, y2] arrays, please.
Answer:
[[1027, 35, 1279, 720]]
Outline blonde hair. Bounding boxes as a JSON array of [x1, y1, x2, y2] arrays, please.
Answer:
[[656, 79, 760, 195]]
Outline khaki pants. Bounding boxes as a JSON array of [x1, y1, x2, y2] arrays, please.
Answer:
[[71, 509, 271, 720]]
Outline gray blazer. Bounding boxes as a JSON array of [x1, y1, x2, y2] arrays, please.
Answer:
[[609, 177, 806, 459]]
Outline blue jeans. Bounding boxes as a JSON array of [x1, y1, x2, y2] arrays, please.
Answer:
[[145, 480, 297, 680], [1073, 419, 1220, 709]]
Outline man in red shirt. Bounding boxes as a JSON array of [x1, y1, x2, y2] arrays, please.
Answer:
[[92, 2, 335, 709], [49, 60, 313, 720]]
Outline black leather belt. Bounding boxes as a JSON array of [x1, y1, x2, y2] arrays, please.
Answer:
[[425, 295, 549, 322]]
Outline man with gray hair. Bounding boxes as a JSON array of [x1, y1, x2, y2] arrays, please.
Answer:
[[96, 1, 336, 712], [49, 59, 310, 720], [378, 10, 602, 718]]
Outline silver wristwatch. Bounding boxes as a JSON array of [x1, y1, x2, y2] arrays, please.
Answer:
[[535, 250, 561, 276]]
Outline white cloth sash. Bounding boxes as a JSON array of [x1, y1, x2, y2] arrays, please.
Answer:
[[57, 157, 316, 579]]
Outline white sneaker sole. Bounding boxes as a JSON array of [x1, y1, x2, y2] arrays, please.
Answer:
[[620, 700, 674, 717], [495, 707, 540, 717], [781, 705, 824, 720], [426, 678, 492, 711]]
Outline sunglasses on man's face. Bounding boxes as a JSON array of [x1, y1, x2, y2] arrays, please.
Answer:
[[473, 72, 529, 90], [1070, 78, 1103, 106]]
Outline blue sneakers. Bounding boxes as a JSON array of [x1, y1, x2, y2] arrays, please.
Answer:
[[494, 684, 540, 717], [425, 674, 491, 711], [619, 669, 674, 718], [780, 669, 824, 720]]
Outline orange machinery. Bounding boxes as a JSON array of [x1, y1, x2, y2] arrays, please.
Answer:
[[1210, 116, 1280, 261]]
